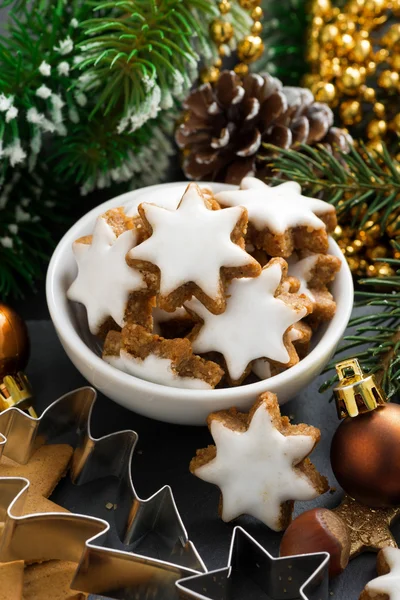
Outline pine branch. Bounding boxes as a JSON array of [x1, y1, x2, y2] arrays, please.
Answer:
[[261, 142, 400, 398], [261, 142, 400, 236], [320, 240, 400, 398], [255, 0, 308, 84]]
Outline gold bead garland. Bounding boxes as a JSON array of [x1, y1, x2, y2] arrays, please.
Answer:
[[201, 0, 265, 83], [305, 0, 400, 278]]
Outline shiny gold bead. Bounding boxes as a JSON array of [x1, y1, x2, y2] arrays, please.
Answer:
[[339, 66, 365, 93], [239, 0, 261, 8], [353, 238, 364, 252], [237, 35, 264, 63], [375, 48, 389, 63], [218, 45, 226, 57], [390, 52, 400, 71], [367, 245, 388, 260], [209, 19, 234, 44], [313, 81, 336, 103], [251, 21, 263, 35], [218, 0, 231, 14], [234, 62, 249, 77], [378, 70, 400, 90], [376, 262, 395, 278], [333, 225, 343, 239], [251, 6, 263, 19], [351, 38, 371, 62], [363, 0, 388, 16], [374, 102, 386, 118], [200, 65, 220, 84], [367, 119, 387, 139], [367, 138, 385, 155], [312, 0, 332, 15], [340, 33, 356, 54], [347, 256, 360, 272], [215, 57, 223, 68], [347, 0, 365, 15], [320, 24, 340, 45], [340, 100, 362, 125], [363, 87, 376, 102], [306, 42, 321, 62], [381, 23, 400, 47], [366, 263, 377, 277], [367, 61, 376, 74], [392, 113, 400, 133]]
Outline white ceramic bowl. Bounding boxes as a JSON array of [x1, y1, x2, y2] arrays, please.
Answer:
[[46, 182, 354, 425]]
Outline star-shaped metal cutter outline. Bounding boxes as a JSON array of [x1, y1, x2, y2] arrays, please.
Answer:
[[0, 386, 206, 597], [176, 526, 330, 600]]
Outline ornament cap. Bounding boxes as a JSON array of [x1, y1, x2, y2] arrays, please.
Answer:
[[334, 358, 386, 419], [0, 372, 36, 418]]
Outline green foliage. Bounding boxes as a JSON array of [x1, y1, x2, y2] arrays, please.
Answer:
[[0, 0, 250, 297], [256, 0, 308, 85], [263, 142, 400, 398]]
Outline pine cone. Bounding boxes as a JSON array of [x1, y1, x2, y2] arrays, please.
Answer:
[[176, 71, 351, 184]]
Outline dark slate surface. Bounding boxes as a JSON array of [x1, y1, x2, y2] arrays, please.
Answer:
[[21, 318, 399, 600]]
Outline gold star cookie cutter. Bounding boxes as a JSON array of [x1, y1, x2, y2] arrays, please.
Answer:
[[0, 387, 205, 598]]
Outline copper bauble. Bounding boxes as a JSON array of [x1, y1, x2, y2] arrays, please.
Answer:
[[331, 403, 400, 508], [0, 304, 30, 379]]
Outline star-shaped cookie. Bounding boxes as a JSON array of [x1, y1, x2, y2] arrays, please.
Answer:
[[103, 324, 224, 389], [190, 392, 328, 531], [186, 258, 312, 384], [287, 252, 341, 328], [360, 547, 400, 600], [128, 182, 261, 314], [215, 177, 337, 257], [67, 210, 147, 335]]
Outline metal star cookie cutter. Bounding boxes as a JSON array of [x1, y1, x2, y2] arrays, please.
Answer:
[[176, 526, 330, 600], [0, 387, 206, 597]]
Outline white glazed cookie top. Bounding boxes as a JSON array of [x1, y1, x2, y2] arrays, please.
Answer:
[[105, 350, 211, 390], [186, 262, 307, 381], [287, 255, 319, 301], [193, 401, 320, 530], [365, 548, 400, 599], [215, 177, 334, 234], [125, 183, 214, 217], [129, 183, 254, 300], [67, 216, 145, 334]]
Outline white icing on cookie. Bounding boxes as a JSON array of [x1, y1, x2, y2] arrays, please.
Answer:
[[365, 547, 400, 599], [252, 326, 303, 380], [105, 350, 211, 390], [194, 401, 320, 530], [252, 359, 271, 380], [287, 255, 319, 302], [67, 216, 146, 334], [125, 184, 215, 217], [129, 183, 255, 301], [186, 262, 307, 381], [215, 177, 334, 234]]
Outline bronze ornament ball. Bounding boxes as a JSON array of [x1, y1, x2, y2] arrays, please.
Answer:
[[331, 403, 400, 508], [0, 303, 30, 380]]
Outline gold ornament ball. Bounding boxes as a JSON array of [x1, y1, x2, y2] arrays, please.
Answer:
[[312, 0, 332, 16], [378, 70, 400, 90], [367, 245, 388, 260], [209, 19, 234, 44], [200, 65, 220, 84], [351, 38, 372, 62], [238, 0, 261, 8], [367, 119, 387, 139], [313, 81, 336, 103], [0, 304, 30, 380], [251, 6, 263, 20], [362, 0, 388, 16], [340, 100, 362, 125], [367, 138, 385, 154], [234, 62, 249, 77], [320, 24, 340, 45], [251, 21, 263, 35], [237, 35, 264, 63], [331, 403, 400, 507], [374, 102, 386, 118], [218, 0, 231, 14], [382, 23, 400, 47], [363, 87, 376, 102], [376, 262, 395, 277], [340, 66, 365, 93]]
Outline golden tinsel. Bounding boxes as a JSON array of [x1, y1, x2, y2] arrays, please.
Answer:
[[305, 0, 400, 277]]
